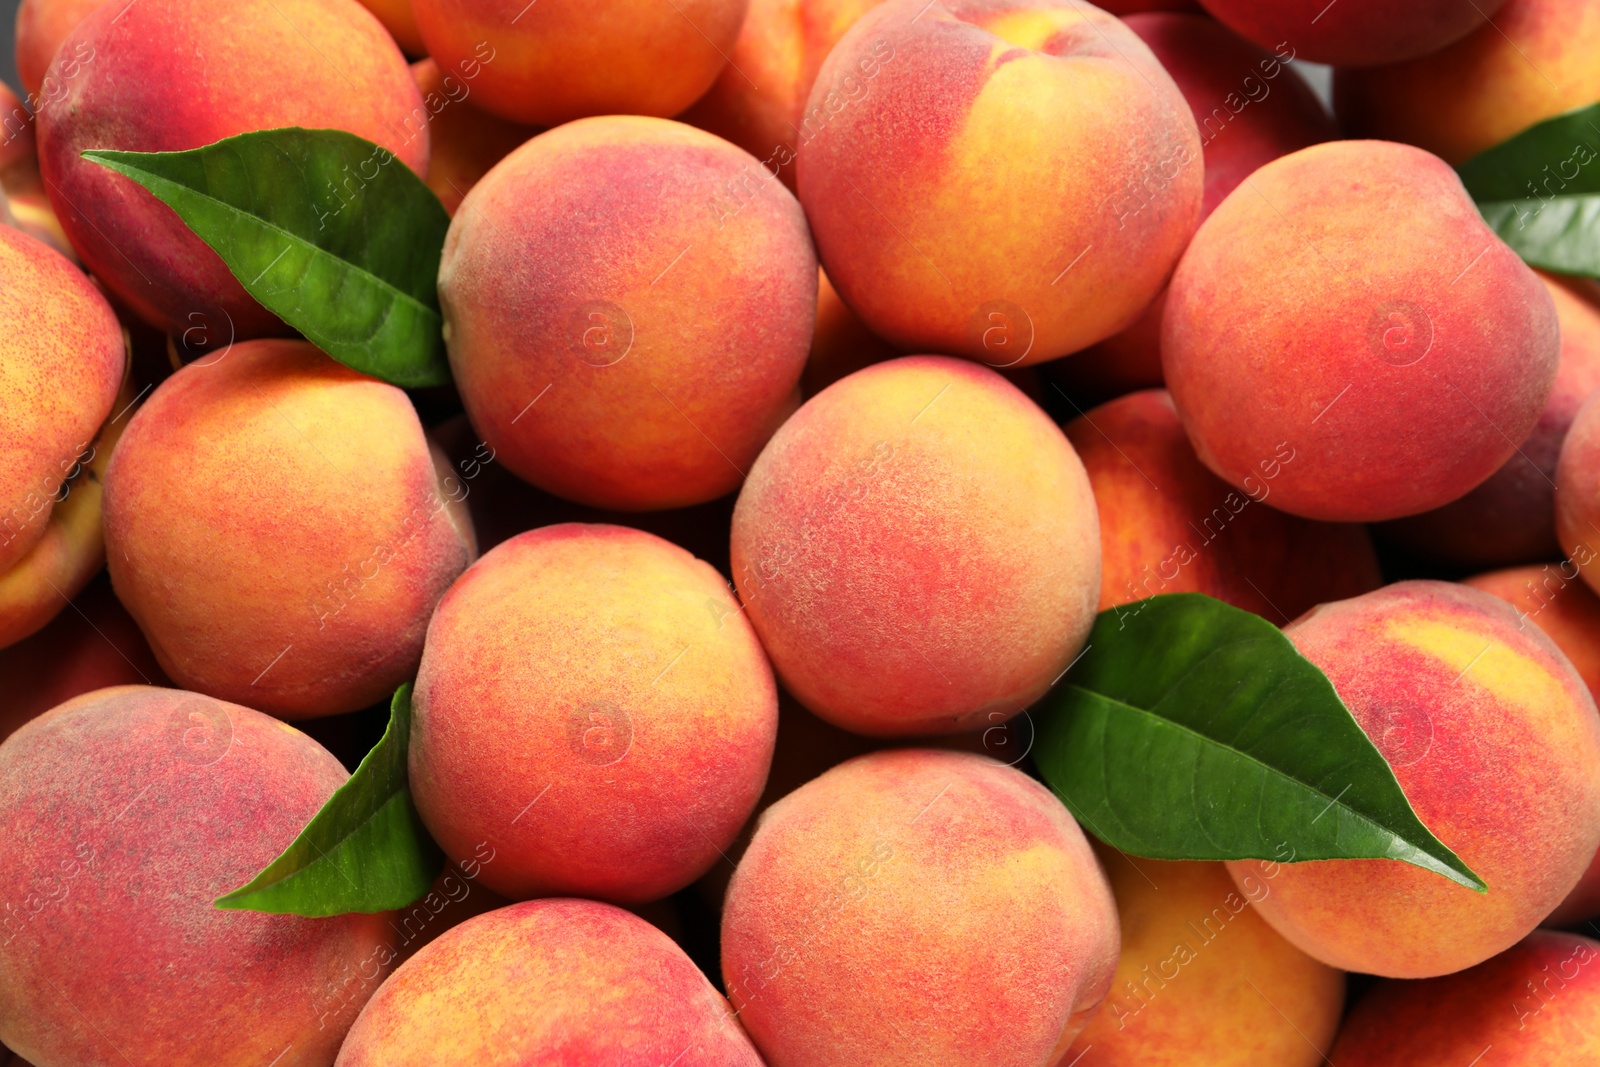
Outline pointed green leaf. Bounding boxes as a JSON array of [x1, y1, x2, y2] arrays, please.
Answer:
[[216, 684, 444, 916], [1475, 196, 1600, 277], [1034, 593, 1485, 891], [84, 128, 452, 387]]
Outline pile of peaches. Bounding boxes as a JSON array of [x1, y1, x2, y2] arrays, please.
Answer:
[[2, 0, 1600, 1063]]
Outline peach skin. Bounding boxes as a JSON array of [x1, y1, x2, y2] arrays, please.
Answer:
[[36, 0, 427, 339], [439, 115, 816, 511], [411, 0, 748, 127], [1065, 848, 1344, 1067], [1336, 0, 1600, 166], [801, 266, 902, 397], [1066, 389, 1381, 622], [730, 355, 1101, 737], [409, 523, 778, 905], [337, 899, 764, 1066], [0, 686, 394, 1066], [410, 59, 536, 216], [1225, 581, 1600, 978], [1329, 931, 1600, 1066], [797, 0, 1203, 366], [722, 748, 1119, 1067], [103, 339, 475, 719], [358, 0, 425, 53], [1556, 392, 1600, 599], [1195, 0, 1501, 67], [12, 0, 100, 99], [1164, 140, 1559, 522]]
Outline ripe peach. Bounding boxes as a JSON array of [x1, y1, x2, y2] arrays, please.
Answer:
[[1552, 395, 1600, 601], [103, 339, 474, 719], [1067, 389, 1381, 621], [1225, 581, 1600, 978], [731, 355, 1100, 736], [1196, 0, 1500, 66], [439, 115, 815, 511], [1164, 140, 1559, 522], [337, 899, 763, 1066], [1382, 274, 1600, 566], [409, 59, 536, 216], [13, 0, 99, 99], [411, 0, 748, 127], [1329, 931, 1600, 1065], [36, 0, 427, 338], [358, 0, 425, 54], [797, 0, 1203, 365], [684, 0, 887, 190], [722, 748, 1119, 1067], [410, 523, 777, 905], [1336, 0, 1600, 165], [801, 267, 900, 397], [0, 686, 393, 1066], [1065, 849, 1344, 1067]]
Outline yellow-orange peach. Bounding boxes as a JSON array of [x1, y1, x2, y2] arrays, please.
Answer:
[[0, 686, 393, 1065], [1065, 848, 1344, 1067], [103, 339, 474, 719], [1067, 390, 1381, 622], [1225, 581, 1600, 977], [731, 355, 1101, 736], [36, 0, 427, 338], [440, 116, 816, 511], [1336, 0, 1600, 165], [412, 0, 748, 127], [409, 59, 536, 216], [337, 899, 764, 1066], [12, 0, 99, 99], [797, 0, 1203, 365], [410, 523, 777, 904], [723, 748, 1119, 1067], [1165, 140, 1559, 522], [1197, 0, 1501, 66]]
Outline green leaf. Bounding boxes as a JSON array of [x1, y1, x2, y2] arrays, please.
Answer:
[[1457, 103, 1600, 278], [84, 128, 452, 387], [216, 684, 444, 916], [1034, 593, 1486, 892]]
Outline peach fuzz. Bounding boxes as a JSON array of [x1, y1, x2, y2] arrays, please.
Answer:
[[1382, 274, 1600, 567], [410, 523, 777, 905], [683, 0, 889, 190], [1067, 389, 1380, 622], [410, 59, 536, 216], [1329, 931, 1600, 1065], [13, 0, 99, 99], [0, 686, 393, 1066], [440, 115, 816, 511], [1336, 0, 1600, 166], [1464, 563, 1600, 927], [731, 355, 1100, 736], [1164, 140, 1559, 522], [1225, 581, 1600, 978], [36, 0, 427, 339], [337, 899, 762, 1066], [411, 0, 748, 127], [103, 339, 474, 719], [797, 0, 1202, 366], [1065, 849, 1343, 1067], [722, 748, 1119, 1067], [1196, 0, 1500, 66]]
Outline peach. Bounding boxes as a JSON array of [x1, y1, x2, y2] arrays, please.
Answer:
[[1336, 0, 1600, 166], [1553, 394, 1600, 599], [722, 748, 1119, 1067], [358, 0, 424, 54], [1224, 581, 1600, 978], [1064, 848, 1344, 1067], [338, 899, 763, 1066], [731, 355, 1100, 736], [410, 523, 777, 904], [13, 0, 99, 99], [411, 0, 748, 127], [1102, 0, 1199, 10], [1465, 563, 1600, 927], [439, 115, 815, 511], [1196, 0, 1500, 66], [801, 267, 901, 397], [410, 59, 536, 216], [36, 0, 427, 338], [797, 0, 1203, 366], [1382, 274, 1600, 566], [683, 0, 888, 190], [1164, 140, 1559, 522], [103, 339, 474, 719], [1329, 931, 1600, 1065], [0, 686, 393, 1066], [1067, 389, 1381, 621]]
